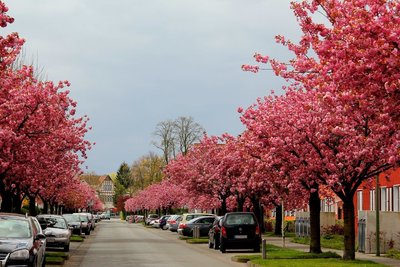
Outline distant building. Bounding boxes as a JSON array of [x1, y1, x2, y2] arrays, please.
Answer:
[[80, 174, 115, 209]]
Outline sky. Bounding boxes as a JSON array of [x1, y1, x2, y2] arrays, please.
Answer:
[[3, 0, 301, 175]]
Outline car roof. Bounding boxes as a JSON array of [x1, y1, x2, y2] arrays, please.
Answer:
[[37, 214, 63, 218], [188, 215, 216, 222], [0, 213, 29, 220]]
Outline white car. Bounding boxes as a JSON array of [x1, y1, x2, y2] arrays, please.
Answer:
[[37, 214, 72, 252]]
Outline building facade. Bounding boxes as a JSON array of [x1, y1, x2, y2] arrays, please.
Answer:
[[80, 174, 115, 209]]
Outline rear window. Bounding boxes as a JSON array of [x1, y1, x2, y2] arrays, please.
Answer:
[[225, 214, 255, 225]]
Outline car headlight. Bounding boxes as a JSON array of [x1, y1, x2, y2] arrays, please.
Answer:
[[9, 249, 29, 260]]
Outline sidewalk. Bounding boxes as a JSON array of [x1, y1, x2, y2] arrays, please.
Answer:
[[264, 236, 400, 267]]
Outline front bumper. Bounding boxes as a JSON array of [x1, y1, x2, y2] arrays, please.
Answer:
[[46, 236, 70, 247]]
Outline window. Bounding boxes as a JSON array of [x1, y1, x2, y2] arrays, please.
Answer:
[[321, 198, 335, 212], [394, 186, 400, 212], [357, 191, 363, 211], [103, 181, 113, 192], [381, 187, 387, 211], [370, 190, 375, 211]]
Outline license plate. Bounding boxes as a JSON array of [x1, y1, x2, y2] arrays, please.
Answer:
[[234, 235, 247, 239], [47, 238, 55, 242]]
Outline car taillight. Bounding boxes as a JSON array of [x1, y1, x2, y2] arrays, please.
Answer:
[[170, 220, 176, 224], [179, 223, 186, 229], [221, 226, 227, 238], [255, 225, 260, 236]]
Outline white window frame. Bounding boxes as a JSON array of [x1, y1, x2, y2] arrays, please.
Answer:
[[370, 189, 375, 211], [394, 185, 400, 212], [381, 187, 387, 211], [357, 190, 363, 211]]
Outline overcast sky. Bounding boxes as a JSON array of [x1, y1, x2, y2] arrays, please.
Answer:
[[3, 0, 300, 175]]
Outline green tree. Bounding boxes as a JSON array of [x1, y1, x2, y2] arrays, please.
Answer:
[[116, 162, 132, 189], [130, 153, 164, 193]]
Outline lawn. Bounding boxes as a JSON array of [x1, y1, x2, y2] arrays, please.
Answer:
[[234, 245, 386, 267], [45, 251, 69, 265], [250, 258, 387, 267], [292, 235, 345, 250], [71, 234, 85, 242]]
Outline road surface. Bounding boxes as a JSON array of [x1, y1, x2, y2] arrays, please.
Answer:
[[63, 219, 249, 267]]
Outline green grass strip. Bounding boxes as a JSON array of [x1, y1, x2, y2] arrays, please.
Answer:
[[186, 237, 208, 244], [251, 258, 387, 267], [46, 256, 65, 265], [292, 235, 345, 250], [71, 235, 85, 242], [45, 251, 69, 259]]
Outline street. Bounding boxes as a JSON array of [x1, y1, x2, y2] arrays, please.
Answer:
[[63, 219, 247, 267]]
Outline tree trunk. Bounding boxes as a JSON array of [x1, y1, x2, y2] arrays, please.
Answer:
[[343, 197, 356, 260], [219, 196, 227, 215], [28, 195, 37, 216], [275, 205, 282, 236], [50, 203, 55, 214], [12, 193, 22, 214], [43, 201, 49, 214], [309, 188, 322, 253], [1, 191, 13, 212], [251, 197, 264, 233], [236, 194, 245, 212]]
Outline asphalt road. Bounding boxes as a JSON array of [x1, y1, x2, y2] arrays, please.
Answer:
[[62, 219, 249, 267]]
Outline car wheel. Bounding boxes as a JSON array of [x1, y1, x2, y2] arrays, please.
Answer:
[[219, 239, 226, 253], [213, 237, 219, 250], [42, 255, 46, 267], [64, 243, 70, 252], [208, 238, 213, 248]]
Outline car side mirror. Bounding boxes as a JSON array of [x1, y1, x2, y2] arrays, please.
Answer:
[[35, 233, 46, 241]]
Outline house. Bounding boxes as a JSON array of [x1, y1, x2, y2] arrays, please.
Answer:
[[80, 174, 115, 209]]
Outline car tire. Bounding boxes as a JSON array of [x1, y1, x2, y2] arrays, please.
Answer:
[[208, 238, 213, 248], [213, 237, 219, 250], [41, 255, 46, 267], [219, 239, 226, 253], [64, 243, 70, 252]]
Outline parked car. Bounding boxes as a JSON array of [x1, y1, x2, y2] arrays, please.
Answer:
[[159, 215, 171, 230], [152, 218, 160, 228], [177, 213, 215, 235], [100, 212, 110, 220], [73, 213, 92, 235], [208, 216, 223, 249], [0, 213, 47, 267], [145, 214, 159, 225], [37, 214, 72, 252], [93, 214, 101, 222], [167, 215, 182, 232], [76, 212, 95, 230], [219, 212, 261, 253], [178, 215, 216, 237], [134, 215, 144, 223], [63, 214, 83, 235]]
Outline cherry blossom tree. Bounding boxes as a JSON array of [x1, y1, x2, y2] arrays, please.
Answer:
[[0, 1, 92, 214], [242, 0, 399, 260], [164, 135, 232, 214]]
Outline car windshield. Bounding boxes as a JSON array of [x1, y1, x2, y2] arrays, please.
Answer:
[[63, 214, 80, 223], [225, 214, 255, 225], [0, 218, 31, 238], [40, 217, 67, 229], [78, 216, 89, 222]]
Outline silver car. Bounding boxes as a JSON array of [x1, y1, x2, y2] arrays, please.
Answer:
[[37, 214, 72, 251]]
